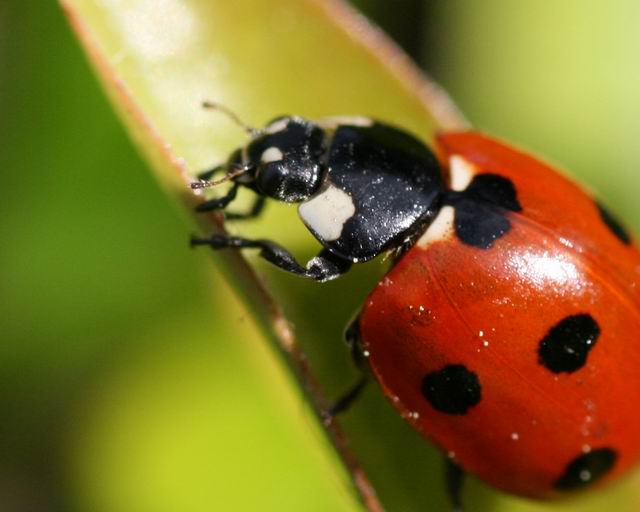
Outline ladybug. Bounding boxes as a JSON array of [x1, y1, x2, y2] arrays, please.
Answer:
[[190, 103, 640, 510]]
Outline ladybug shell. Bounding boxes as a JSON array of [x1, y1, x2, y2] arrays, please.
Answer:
[[359, 132, 640, 498]]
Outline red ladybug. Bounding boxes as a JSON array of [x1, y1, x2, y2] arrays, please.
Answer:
[[191, 109, 640, 510]]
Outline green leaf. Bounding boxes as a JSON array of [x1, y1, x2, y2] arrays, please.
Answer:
[[60, 0, 468, 510]]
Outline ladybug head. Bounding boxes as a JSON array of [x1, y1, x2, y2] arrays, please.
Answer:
[[192, 104, 327, 202], [244, 117, 326, 202]]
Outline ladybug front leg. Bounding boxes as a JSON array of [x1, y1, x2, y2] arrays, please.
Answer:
[[195, 181, 266, 220], [195, 182, 240, 213], [445, 458, 466, 512], [190, 235, 351, 282], [224, 195, 266, 221], [196, 164, 225, 182]]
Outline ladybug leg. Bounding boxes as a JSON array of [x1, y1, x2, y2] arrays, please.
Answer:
[[444, 458, 466, 512], [344, 314, 366, 370], [195, 180, 266, 220], [224, 196, 266, 221], [324, 376, 368, 419], [196, 164, 225, 181], [190, 235, 351, 282], [305, 248, 352, 281], [195, 183, 240, 212], [324, 315, 369, 420]]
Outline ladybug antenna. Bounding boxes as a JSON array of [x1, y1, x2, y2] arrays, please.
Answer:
[[202, 101, 260, 137], [190, 166, 251, 190]]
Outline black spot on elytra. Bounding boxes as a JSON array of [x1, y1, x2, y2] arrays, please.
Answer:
[[464, 174, 523, 212], [446, 174, 522, 249], [455, 200, 512, 249], [421, 364, 482, 415], [596, 201, 631, 245], [538, 314, 600, 373], [555, 448, 617, 491]]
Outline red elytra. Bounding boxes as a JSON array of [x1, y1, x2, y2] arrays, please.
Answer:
[[359, 132, 640, 498]]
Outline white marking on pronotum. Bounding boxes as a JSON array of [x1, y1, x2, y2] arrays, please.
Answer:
[[265, 118, 290, 134], [298, 184, 356, 241], [261, 146, 283, 164], [416, 205, 455, 248], [317, 116, 374, 129], [450, 155, 476, 191]]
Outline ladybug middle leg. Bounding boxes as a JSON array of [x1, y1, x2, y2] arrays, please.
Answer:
[[190, 235, 352, 282]]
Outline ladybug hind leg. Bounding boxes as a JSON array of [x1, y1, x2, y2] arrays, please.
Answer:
[[445, 458, 466, 512], [324, 376, 368, 419], [339, 316, 468, 511], [324, 315, 370, 420]]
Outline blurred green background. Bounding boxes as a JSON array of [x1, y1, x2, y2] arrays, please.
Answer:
[[3, 1, 640, 511]]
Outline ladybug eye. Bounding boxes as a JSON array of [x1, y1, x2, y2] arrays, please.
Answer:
[[256, 160, 322, 202]]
